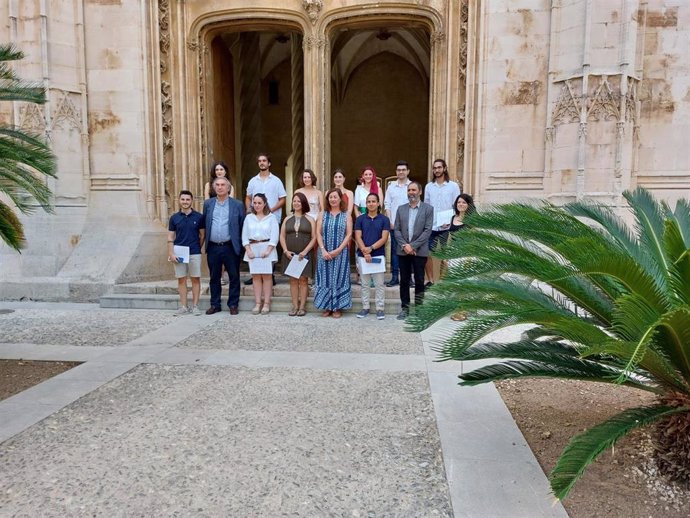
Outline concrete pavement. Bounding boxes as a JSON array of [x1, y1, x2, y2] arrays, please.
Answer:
[[0, 301, 567, 517]]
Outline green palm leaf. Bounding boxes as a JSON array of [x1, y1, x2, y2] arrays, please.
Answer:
[[550, 405, 687, 500], [0, 45, 56, 250]]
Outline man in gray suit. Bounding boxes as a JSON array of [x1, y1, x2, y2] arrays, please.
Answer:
[[393, 181, 434, 320], [203, 176, 245, 315]]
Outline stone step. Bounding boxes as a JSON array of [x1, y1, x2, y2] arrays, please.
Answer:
[[110, 278, 408, 298], [99, 293, 403, 314]]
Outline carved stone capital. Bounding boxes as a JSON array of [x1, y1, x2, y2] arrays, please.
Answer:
[[303, 0, 322, 25]]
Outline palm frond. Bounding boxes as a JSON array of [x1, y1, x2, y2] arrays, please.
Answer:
[[0, 45, 45, 103], [458, 359, 650, 390], [624, 188, 671, 274], [673, 199, 690, 246], [0, 200, 25, 250], [663, 219, 690, 305], [550, 405, 687, 500]]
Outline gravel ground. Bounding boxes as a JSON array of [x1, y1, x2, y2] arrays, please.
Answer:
[[0, 364, 451, 517], [176, 313, 423, 354], [0, 309, 175, 346]]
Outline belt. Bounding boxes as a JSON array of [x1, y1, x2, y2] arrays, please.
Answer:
[[209, 240, 230, 246], [249, 239, 270, 243]]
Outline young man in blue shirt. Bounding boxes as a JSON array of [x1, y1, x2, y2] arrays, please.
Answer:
[[354, 192, 390, 320], [167, 190, 205, 315]]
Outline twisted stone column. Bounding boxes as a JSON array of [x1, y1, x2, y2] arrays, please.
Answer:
[[291, 34, 305, 184], [239, 32, 263, 180]]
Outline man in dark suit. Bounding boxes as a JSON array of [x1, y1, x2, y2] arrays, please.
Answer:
[[393, 181, 434, 320], [203, 177, 245, 315]]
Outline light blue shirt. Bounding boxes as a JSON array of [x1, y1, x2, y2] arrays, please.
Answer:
[[407, 203, 419, 240], [210, 199, 230, 242]]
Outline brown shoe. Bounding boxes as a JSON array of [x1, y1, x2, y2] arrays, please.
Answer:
[[206, 306, 221, 315], [228, 306, 239, 315]]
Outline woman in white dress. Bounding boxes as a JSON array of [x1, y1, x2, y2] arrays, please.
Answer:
[[242, 194, 279, 315], [294, 168, 323, 221], [353, 166, 380, 216]]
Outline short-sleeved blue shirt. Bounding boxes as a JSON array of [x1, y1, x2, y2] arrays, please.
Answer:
[[168, 210, 205, 254], [354, 213, 390, 257]]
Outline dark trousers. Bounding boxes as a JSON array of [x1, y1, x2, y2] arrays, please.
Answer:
[[389, 232, 400, 279], [398, 254, 427, 308], [207, 243, 240, 309]]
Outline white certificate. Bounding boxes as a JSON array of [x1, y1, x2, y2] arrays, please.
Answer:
[[358, 256, 386, 275], [173, 245, 190, 263], [284, 255, 309, 279], [246, 243, 273, 274], [434, 209, 454, 229]]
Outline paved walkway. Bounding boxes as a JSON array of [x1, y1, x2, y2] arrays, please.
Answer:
[[0, 301, 567, 517]]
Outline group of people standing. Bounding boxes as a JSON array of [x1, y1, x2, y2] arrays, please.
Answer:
[[167, 153, 474, 320]]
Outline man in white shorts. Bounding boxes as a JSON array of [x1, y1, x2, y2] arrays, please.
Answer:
[[167, 190, 205, 315]]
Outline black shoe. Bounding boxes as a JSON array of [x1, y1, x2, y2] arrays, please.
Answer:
[[244, 278, 253, 285], [397, 308, 409, 321], [385, 278, 399, 287], [205, 306, 222, 315], [424, 281, 434, 289]]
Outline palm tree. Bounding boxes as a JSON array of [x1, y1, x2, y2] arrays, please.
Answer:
[[409, 188, 690, 500], [0, 44, 56, 251]]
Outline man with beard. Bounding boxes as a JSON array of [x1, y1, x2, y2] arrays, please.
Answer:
[[423, 158, 461, 288], [383, 160, 412, 287], [393, 181, 434, 320]]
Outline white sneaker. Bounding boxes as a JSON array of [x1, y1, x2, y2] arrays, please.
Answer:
[[191, 305, 201, 316], [174, 306, 189, 316]]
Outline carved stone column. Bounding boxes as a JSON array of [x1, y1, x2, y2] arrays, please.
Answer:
[[291, 34, 305, 182], [238, 32, 263, 179]]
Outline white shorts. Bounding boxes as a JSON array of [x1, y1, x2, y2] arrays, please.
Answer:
[[173, 254, 202, 278]]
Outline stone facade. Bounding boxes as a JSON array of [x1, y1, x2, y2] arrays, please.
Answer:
[[1, 0, 688, 299]]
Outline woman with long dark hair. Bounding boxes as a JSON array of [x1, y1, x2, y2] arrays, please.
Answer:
[[205, 161, 235, 199], [280, 192, 316, 316]]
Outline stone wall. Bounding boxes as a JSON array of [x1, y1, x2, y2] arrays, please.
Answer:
[[1, 0, 689, 300]]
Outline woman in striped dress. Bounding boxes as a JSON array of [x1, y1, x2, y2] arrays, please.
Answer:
[[314, 188, 353, 318]]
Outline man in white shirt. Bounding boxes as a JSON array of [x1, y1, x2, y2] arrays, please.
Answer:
[[383, 160, 412, 287], [423, 158, 461, 288], [245, 153, 287, 220], [244, 153, 286, 285]]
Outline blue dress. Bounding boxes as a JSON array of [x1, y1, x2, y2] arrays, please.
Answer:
[[314, 211, 352, 311]]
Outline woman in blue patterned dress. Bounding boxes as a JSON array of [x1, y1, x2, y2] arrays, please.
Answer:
[[314, 188, 353, 318]]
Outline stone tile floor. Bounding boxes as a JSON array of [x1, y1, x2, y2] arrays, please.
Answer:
[[0, 301, 567, 517]]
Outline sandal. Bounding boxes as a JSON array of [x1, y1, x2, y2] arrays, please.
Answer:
[[332, 310, 342, 319], [251, 304, 262, 315], [321, 310, 332, 317], [288, 307, 298, 317], [261, 304, 270, 315], [296, 308, 306, 317]]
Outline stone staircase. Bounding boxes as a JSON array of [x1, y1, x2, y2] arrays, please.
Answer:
[[99, 276, 405, 314]]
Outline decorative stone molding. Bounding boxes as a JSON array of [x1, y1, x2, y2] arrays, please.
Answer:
[[551, 79, 582, 125], [302, 0, 323, 25], [51, 90, 82, 131], [430, 30, 445, 47], [458, 1, 469, 87], [18, 103, 47, 134], [158, 0, 173, 204], [587, 76, 620, 122], [303, 36, 326, 50], [91, 175, 141, 191]]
